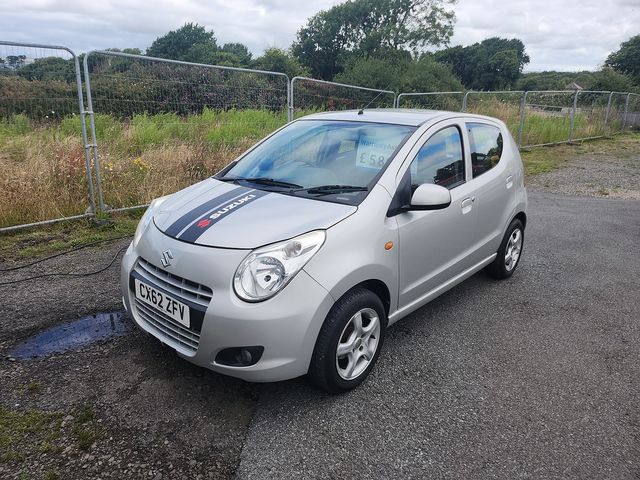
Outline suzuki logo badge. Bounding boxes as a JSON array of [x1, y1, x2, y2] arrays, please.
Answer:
[[160, 250, 174, 268]]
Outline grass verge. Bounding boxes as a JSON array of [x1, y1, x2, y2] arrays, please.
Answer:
[[0, 408, 62, 464], [520, 132, 640, 175], [0, 405, 104, 468], [0, 211, 140, 261]]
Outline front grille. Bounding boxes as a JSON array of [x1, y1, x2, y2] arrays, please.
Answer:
[[134, 258, 212, 307], [134, 298, 200, 353], [132, 258, 213, 354]]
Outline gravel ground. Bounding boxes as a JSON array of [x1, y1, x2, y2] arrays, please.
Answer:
[[526, 135, 640, 199], [236, 192, 640, 479], [1, 139, 638, 479], [0, 240, 258, 479]]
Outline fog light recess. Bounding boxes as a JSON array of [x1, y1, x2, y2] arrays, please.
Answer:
[[215, 346, 264, 367]]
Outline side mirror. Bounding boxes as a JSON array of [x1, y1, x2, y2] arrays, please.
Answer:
[[410, 183, 451, 210]]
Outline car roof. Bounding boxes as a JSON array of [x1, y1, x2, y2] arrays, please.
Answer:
[[299, 108, 500, 127]]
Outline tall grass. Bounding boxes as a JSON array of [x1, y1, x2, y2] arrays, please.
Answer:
[[0, 103, 628, 228], [0, 109, 287, 227], [464, 101, 620, 146]]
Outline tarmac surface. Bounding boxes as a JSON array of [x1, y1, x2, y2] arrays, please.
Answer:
[[1, 161, 638, 479]]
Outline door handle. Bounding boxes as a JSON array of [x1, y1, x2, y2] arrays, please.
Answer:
[[506, 175, 514, 189], [461, 197, 474, 214]]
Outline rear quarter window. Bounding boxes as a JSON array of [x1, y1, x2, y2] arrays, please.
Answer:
[[467, 123, 503, 178]]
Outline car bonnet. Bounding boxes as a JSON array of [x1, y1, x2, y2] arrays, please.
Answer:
[[153, 178, 357, 249]]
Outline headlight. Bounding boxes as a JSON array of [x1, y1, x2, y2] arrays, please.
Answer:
[[233, 230, 326, 302], [133, 195, 169, 247]]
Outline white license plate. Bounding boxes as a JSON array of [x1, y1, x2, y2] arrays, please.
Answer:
[[134, 279, 190, 328]]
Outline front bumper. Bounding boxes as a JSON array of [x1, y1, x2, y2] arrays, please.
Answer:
[[121, 223, 335, 382]]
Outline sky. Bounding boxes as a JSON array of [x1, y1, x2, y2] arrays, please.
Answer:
[[1, 0, 638, 72]]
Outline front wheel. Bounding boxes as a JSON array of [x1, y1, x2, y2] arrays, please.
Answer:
[[485, 218, 524, 279], [308, 287, 387, 393]]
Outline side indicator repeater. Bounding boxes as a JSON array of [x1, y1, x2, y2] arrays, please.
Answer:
[[384, 241, 393, 251]]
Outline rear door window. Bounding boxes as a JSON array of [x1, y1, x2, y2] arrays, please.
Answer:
[[467, 123, 503, 178]]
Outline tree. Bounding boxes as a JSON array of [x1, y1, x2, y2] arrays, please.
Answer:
[[516, 71, 585, 91], [435, 38, 529, 90], [121, 48, 143, 55], [221, 43, 252, 66], [252, 48, 308, 78], [588, 68, 637, 92], [605, 35, 640, 84], [292, 0, 456, 80], [401, 54, 464, 92], [17, 57, 75, 82], [515, 69, 637, 92], [335, 50, 412, 91], [335, 50, 462, 93], [147, 23, 218, 61], [100, 48, 144, 73], [6, 55, 26, 70]]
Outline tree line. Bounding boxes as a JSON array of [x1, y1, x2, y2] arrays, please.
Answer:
[[1, 0, 639, 113]]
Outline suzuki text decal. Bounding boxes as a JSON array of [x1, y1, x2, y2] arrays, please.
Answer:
[[177, 189, 269, 243]]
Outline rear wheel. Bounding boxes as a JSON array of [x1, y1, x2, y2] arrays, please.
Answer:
[[309, 287, 386, 393], [486, 218, 524, 279]]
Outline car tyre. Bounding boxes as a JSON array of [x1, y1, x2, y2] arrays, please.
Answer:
[[309, 287, 387, 393], [486, 218, 524, 279]]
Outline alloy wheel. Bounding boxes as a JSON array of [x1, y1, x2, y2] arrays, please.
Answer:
[[335, 307, 381, 381], [504, 228, 522, 272]]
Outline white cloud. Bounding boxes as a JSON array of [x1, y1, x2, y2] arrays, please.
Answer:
[[451, 0, 640, 71], [1, 0, 638, 71]]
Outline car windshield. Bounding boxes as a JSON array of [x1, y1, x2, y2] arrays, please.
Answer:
[[217, 120, 416, 204]]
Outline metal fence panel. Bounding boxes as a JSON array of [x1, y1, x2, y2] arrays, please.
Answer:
[[0, 41, 95, 232], [2, 36, 639, 233], [514, 91, 577, 148], [571, 90, 613, 140], [606, 92, 630, 134], [624, 93, 640, 131], [395, 92, 464, 111], [463, 91, 525, 141], [290, 77, 395, 119], [83, 50, 291, 212]]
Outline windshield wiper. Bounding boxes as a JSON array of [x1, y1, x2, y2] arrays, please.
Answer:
[[217, 177, 303, 189], [296, 185, 369, 195]]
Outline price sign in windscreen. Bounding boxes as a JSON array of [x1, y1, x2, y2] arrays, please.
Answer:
[[355, 132, 405, 170]]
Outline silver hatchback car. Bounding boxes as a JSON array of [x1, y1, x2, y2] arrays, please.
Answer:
[[121, 109, 527, 392]]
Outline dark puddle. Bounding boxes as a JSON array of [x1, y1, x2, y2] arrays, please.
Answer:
[[11, 311, 130, 360]]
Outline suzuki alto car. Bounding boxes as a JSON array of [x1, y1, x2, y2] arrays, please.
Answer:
[[121, 109, 527, 392]]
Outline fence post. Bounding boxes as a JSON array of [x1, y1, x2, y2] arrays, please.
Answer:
[[603, 91, 614, 131], [568, 90, 579, 142], [462, 91, 470, 112], [290, 77, 298, 120], [68, 51, 96, 215], [286, 76, 292, 122], [622, 93, 631, 131], [83, 52, 107, 212], [517, 91, 528, 148]]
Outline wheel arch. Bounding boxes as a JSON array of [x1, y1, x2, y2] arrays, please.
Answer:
[[354, 279, 391, 316], [514, 211, 527, 229]]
